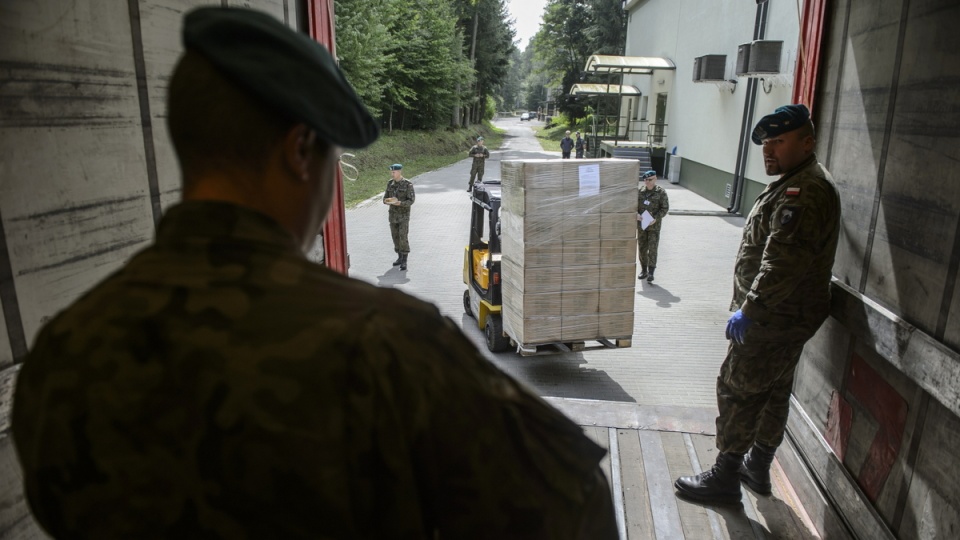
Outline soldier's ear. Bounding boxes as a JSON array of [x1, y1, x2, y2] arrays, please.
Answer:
[[282, 124, 315, 182]]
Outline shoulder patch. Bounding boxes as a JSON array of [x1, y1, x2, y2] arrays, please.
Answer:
[[786, 187, 801, 196], [777, 205, 802, 231]]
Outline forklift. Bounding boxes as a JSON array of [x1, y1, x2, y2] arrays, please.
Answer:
[[462, 180, 512, 352]]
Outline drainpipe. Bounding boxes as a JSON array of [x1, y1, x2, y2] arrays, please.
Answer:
[[728, 0, 769, 214]]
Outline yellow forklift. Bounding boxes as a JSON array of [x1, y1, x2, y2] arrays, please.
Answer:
[[462, 180, 512, 352]]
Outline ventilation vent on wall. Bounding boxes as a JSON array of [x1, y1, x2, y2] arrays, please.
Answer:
[[736, 40, 783, 76], [692, 56, 703, 82]]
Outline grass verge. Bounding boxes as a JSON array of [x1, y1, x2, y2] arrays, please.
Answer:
[[533, 123, 577, 153], [342, 122, 504, 207]]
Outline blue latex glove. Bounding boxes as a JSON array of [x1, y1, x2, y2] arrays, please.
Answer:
[[725, 309, 753, 345]]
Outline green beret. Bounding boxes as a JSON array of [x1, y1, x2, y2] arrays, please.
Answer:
[[183, 7, 379, 149], [751, 104, 810, 145]]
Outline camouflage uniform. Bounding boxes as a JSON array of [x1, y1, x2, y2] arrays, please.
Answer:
[[13, 201, 618, 539], [716, 155, 840, 454], [468, 144, 489, 186], [384, 176, 415, 254], [637, 184, 669, 268]]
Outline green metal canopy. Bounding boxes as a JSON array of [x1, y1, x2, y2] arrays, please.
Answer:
[[583, 55, 676, 74]]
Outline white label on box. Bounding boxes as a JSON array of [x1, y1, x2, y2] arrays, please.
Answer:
[[578, 164, 600, 197]]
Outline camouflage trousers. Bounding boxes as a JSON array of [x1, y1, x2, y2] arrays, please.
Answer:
[[637, 227, 661, 267], [715, 326, 813, 454], [390, 219, 410, 254], [470, 161, 485, 185]]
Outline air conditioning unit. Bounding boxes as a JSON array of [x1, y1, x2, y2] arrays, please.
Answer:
[[699, 55, 727, 81], [692, 57, 703, 82], [736, 40, 783, 76], [748, 40, 782, 73], [735, 43, 751, 76]]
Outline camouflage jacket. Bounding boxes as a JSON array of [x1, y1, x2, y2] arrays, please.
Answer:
[[732, 155, 841, 331], [637, 184, 669, 231], [13, 201, 614, 539], [467, 144, 489, 163], [384, 177, 415, 223]]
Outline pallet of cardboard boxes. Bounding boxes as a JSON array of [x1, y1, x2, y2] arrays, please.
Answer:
[[499, 158, 638, 355]]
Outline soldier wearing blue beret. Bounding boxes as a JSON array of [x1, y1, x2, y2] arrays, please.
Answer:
[[13, 6, 617, 539], [676, 103, 841, 504]]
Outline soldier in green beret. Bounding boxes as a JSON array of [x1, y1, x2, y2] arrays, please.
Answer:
[[12, 7, 617, 539], [675, 104, 841, 504], [383, 163, 415, 270]]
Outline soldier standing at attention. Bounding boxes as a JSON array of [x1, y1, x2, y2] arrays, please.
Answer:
[[383, 163, 415, 270], [560, 130, 574, 158], [674, 104, 841, 504], [637, 170, 669, 283], [467, 136, 489, 191], [12, 7, 618, 539]]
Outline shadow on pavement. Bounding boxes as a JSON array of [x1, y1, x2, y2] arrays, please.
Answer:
[[376, 267, 410, 287], [638, 282, 681, 307]]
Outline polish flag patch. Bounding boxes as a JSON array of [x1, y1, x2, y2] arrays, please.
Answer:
[[786, 187, 801, 196]]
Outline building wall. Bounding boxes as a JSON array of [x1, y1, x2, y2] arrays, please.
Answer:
[[623, 0, 803, 211], [0, 1, 298, 537]]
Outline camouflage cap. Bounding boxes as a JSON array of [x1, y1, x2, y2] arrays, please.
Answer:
[[183, 7, 380, 149], [751, 104, 810, 145]]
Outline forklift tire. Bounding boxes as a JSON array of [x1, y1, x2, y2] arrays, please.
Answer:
[[485, 315, 511, 352], [463, 290, 473, 318]]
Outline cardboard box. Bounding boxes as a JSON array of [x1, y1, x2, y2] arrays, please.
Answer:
[[563, 264, 600, 290], [601, 183, 639, 213], [502, 236, 563, 268], [502, 282, 560, 316], [599, 312, 635, 338], [562, 289, 599, 315], [600, 238, 637, 265], [600, 263, 637, 290], [504, 312, 562, 344], [599, 288, 636, 314], [600, 212, 637, 240], [562, 240, 601, 267], [562, 314, 600, 341], [561, 214, 601, 241], [502, 258, 563, 294]]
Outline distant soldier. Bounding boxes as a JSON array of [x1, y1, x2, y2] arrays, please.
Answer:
[[383, 163, 415, 270], [560, 130, 574, 159], [637, 170, 669, 283], [575, 131, 585, 158], [674, 104, 841, 504], [12, 7, 618, 539], [467, 136, 489, 191]]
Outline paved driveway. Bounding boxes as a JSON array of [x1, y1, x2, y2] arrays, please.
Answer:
[[345, 118, 745, 415]]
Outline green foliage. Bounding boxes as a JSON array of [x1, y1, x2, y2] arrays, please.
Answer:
[[341, 123, 504, 207], [483, 96, 497, 121], [502, 0, 626, 122]]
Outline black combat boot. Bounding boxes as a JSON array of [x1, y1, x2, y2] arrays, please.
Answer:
[[740, 442, 776, 495], [638, 265, 648, 279], [392, 254, 403, 266], [399, 254, 408, 271], [646, 266, 656, 283], [675, 452, 743, 504]]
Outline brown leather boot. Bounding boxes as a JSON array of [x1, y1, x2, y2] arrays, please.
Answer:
[[675, 452, 743, 504]]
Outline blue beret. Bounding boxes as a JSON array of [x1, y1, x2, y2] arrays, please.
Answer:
[[183, 7, 379, 149], [389, 164, 403, 171], [642, 170, 657, 179], [751, 104, 810, 145]]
